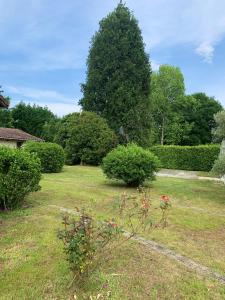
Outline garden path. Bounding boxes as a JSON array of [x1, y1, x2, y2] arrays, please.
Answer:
[[157, 169, 221, 181]]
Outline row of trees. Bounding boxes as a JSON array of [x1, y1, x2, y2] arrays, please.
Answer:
[[0, 3, 223, 148], [0, 102, 57, 138]]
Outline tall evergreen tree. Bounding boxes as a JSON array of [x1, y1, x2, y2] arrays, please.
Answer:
[[80, 2, 152, 146]]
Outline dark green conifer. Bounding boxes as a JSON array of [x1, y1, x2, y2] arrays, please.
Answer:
[[80, 2, 152, 146]]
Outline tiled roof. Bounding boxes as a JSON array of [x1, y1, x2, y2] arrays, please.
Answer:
[[0, 128, 43, 142], [0, 95, 9, 108]]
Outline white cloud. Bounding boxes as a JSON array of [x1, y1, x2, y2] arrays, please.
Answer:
[[23, 101, 81, 116], [128, 0, 225, 63], [195, 42, 214, 63], [6, 85, 81, 116], [6, 86, 71, 103], [1, 0, 225, 70]]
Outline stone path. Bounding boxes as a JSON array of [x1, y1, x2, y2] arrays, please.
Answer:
[[157, 169, 221, 182], [50, 204, 225, 285]]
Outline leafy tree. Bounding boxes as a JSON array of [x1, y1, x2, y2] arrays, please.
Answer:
[[55, 112, 117, 165], [54, 113, 74, 148], [151, 65, 185, 145], [0, 109, 13, 127], [41, 117, 61, 142], [151, 66, 223, 145], [212, 110, 225, 142], [11, 102, 56, 138], [80, 2, 152, 146], [189, 93, 223, 145]]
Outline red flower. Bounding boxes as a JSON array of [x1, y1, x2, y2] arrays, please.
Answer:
[[141, 200, 149, 209], [161, 195, 170, 202], [108, 220, 117, 228]]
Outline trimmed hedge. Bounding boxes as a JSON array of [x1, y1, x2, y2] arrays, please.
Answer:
[[0, 147, 41, 210], [102, 144, 161, 186], [24, 141, 65, 173], [150, 145, 220, 171]]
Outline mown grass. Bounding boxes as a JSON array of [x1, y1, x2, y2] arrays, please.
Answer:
[[1, 166, 225, 299]]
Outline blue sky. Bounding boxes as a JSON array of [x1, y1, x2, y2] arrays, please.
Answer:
[[1, 0, 225, 116]]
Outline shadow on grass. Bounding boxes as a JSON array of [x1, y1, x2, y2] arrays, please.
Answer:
[[100, 179, 154, 189]]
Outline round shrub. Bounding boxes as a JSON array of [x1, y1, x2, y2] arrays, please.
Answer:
[[55, 112, 117, 165], [24, 141, 65, 173], [102, 144, 161, 186], [0, 147, 41, 210]]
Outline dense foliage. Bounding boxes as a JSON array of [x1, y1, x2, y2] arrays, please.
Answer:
[[41, 117, 61, 142], [55, 112, 117, 165], [11, 102, 56, 138], [151, 66, 223, 146], [212, 110, 225, 142], [80, 3, 152, 146], [211, 155, 225, 177], [151, 65, 186, 145], [0, 108, 13, 127], [151, 145, 220, 171], [0, 147, 41, 210], [189, 93, 223, 145], [24, 141, 65, 173], [102, 144, 161, 186]]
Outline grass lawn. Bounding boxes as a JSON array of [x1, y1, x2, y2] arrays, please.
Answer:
[[1, 166, 225, 299]]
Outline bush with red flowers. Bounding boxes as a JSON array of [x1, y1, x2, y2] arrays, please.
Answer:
[[58, 189, 172, 283]]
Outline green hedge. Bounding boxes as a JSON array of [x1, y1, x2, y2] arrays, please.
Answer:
[[150, 145, 220, 171], [24, 141, 65, 173]]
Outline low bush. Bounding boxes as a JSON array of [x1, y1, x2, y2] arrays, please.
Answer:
[[102, 144, 161, 186], [55, 112, 117, 165], [58, 189, 171, 282], [24, 141, 65, 173], [211, 155, 225, 177], [150, 145, 220, 171], [0, 147, 41, 210]]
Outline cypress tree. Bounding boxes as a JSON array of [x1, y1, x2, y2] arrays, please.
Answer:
[[80, 2, 152, 146]]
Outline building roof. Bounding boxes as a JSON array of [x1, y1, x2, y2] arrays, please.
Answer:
[[0, 128, 43, 142], [0, 95, 9, 108]]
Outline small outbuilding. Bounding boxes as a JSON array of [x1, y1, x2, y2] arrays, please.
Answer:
[[0, 128, 42, 148]]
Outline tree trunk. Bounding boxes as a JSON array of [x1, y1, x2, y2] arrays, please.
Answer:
[[161, 116, 165, 145]]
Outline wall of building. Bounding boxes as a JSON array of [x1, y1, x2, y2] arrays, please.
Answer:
[[0, 139, 18, 148]]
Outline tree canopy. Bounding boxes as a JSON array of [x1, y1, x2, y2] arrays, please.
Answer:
[[11, 102, 56, 138], [189, 93, 223, 145], [55, 112, 117, 165], [80, 2, 152, 146], [212, 110, 225, 142], [151, 65, 223, 145], [151, 65, 186, 145]]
